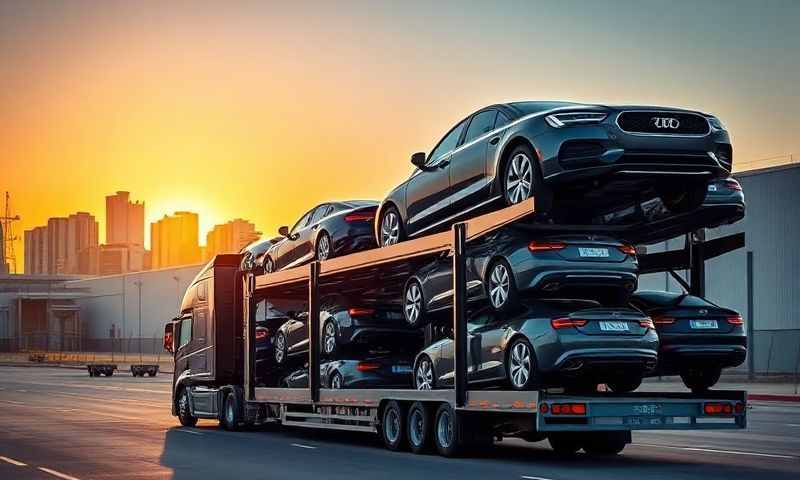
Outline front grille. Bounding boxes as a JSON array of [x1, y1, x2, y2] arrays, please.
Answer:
[[617, 111, 710, 136]]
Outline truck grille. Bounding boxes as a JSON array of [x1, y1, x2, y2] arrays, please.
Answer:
[[617, 111, 710, 136]]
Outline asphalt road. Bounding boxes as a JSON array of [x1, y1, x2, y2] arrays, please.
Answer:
[[0, 366, 798, 480]]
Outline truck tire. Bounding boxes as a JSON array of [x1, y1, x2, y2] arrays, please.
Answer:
[[407, 402, 432, 454], [548, 432, 582, 456], [222, 391, 241, 431], [177, 388, 198, 427], [381, 400, 406, 451], [433, 403, 462, 457], [583, 432, 628, 455]]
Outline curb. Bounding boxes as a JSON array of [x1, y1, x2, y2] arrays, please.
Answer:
[[748, 393, 800, 403]]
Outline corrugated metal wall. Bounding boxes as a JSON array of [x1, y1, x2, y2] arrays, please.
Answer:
[[639, 164, 800, 374]]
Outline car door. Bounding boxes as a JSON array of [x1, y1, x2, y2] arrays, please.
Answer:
[[305, 204, 331, 258], [286, 312, 309, 353], [449, 109, 499, 216], [423, 241, 491, 312], [436, 313, 491, 387], [278, 209, 313, 269], [470, 310, 509, 383], [405, 119, 468, 236]]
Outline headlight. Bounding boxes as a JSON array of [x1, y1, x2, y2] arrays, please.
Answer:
[[707, 116, 726, 131], [545, 112, 608, 128]]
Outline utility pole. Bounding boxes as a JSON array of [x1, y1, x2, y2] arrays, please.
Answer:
[[0, 192, 20, 274]]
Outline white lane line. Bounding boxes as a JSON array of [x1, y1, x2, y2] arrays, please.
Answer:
[[787, 423, 800, 427], [15, 389, 27, 393], [633, 443, 796, 460], [291, 443, 317, 449], [521, 476, 554, 480], [38, 467, 81, 480], [174, 429, 204, 436], [0, 456, 27, 466]]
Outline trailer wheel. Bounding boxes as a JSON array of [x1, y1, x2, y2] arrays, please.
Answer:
[[105, 370, 114, 377], [222, 391, 241, 431], [177, 388, 198, 427], [381, 400, 406, 451], [407, 402, 432, 454], [433, 403, 462, 457], [583, 432, 628, 456], [548, 433, 582, 456]]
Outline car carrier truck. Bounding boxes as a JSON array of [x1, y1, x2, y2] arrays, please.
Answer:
[[163, 198, 747, 457]]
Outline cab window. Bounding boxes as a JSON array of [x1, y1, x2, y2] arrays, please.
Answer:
[[428, 119, 468, 165], [463, 110, 497, 144], [178, 317, 192, 349]]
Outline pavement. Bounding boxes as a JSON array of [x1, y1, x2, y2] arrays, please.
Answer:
[[0, 366, 798, 480]]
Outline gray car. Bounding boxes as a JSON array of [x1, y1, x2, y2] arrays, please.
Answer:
[[414, 299, 658, 393], [403, 226, 638, 328]]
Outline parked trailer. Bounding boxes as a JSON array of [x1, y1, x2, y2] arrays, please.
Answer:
[[165, 198, 746, 457]]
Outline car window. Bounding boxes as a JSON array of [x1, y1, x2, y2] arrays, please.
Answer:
[[310, 204, 330, 225], [495, 111, 510, 128], [467, 310, 496, 332], [178, 317, 192, 349], [290, 210, 313, 235], [428, 119, 468, 165], [463, 110, 497, 144]]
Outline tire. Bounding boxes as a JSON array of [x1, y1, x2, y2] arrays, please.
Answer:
[[381, 400, 406, 451], [329, 371, 343, 390], [321, 320, 337, 358], [659, 183, 707, 214], [486, 259, 518, 313], [316, 232, 332, 261], [506, 337, 536, 391], [407, 402, 432, 454], [606, 377, 642, 393], [583, 432, 628, 456], [403, 279, 427, 328], [176, 388, 198, 427], [680, 367, 722, 393], [378, 206, 404, 247], [548, 433, 582, 456], [263, 256, 275, 274], [414, 355, 436, 391], [148, 372, 156, 377], [433, 403, 461, 457], [502, 144, 549, 209], [274, 331, 287, 366], [106, 371, 114, 377], [221, 391, 240, 431]]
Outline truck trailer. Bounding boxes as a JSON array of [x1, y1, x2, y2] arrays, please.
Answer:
[[163, 198, 747, 457]]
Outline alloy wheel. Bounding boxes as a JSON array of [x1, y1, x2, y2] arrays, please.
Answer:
[[317, 235, 330, 261], [330, 373, 342, 389], [405, 282, 423, 325], [509, 341, 531, 389], [381, 211, 400, 246], [506, 153, 533, 204], [274, 334, 285, 363], [489, 263, 510, 308], [323, 322, 336, 355], [416, 359, 433, 390], [264, 257, 275, 273]]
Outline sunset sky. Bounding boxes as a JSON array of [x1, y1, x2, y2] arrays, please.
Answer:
[[2, 0, 798, 271]]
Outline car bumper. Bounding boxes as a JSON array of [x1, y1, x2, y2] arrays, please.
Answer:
[[546, 348, 659, 380], [658, 344, 747, 372]]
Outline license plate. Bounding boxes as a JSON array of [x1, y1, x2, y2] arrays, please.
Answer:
[[599, 321, 630, 332], [392, 365, 412, 374], [690, 319, 718, 329], [578, 247, 610, 258], [708, 184, 718, 192]]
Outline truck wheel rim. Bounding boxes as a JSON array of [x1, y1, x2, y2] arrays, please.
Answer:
[[489, 263, 510, 308], [506, 153, 533, 204], [275, 335, 285, 362], [384, 408, 400, 443], [381, 212, 399, 246], [510, 342, 531, 388], [416, 359, 433, 390], [317, 235, 330, 260], [324, 323, 336, 354], [226, 399, 234, 424], [405, 283, 422, 325], [437, 410, 453, 448], [410, 409, 424, 446]]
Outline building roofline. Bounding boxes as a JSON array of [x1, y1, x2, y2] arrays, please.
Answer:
[[734, 161, 799, 178]]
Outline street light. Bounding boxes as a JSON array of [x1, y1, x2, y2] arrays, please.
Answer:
[[134, 279, 143, 364]]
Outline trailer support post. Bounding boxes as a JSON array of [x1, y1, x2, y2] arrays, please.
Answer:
[[453, 222, 468, 408], [244, 272, 255, 400], [689, 230, 706, 297], [309, 261, 321, 403]]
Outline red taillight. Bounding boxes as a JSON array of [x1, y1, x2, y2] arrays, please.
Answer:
[[538, 403, 549, 414], [727, 315, 744, 325], [639, 317, 655, 330], [348, 308, 376, 317], [653, 316, 676, 325], [734, 402, 745, 414], [618, 244, 637, 256], [356, 362, 381, 372], [551, 317, 588, 329], [703, 402, 734, 415], [549, 403, 586, 415], [255, 328, 268, 340], [724, 180, 742, 191], [528, 241, 567, 252], [345, 211, 375, 222]]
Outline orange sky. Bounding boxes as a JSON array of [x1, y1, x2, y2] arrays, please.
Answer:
[[2, 1, 798, 272]]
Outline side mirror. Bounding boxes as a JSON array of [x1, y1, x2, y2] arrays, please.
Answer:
[[410, 152, 427, 169], [278, 226, 289, 237], [163, 323, 174, 354]]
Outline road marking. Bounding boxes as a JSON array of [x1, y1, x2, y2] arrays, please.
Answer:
[[521, 476, 554, 480], [175, 429, 204, 436], [787, 423, 800, 427], [0, 456, 27, 466], [38, 467, 81, 480], [15, 389, 27, 393], [291, 443, 317, 449], [633, 443, 796, 460]]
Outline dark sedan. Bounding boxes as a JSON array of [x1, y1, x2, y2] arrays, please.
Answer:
[[403, 226, 638, 327], [253, 301, 291, 386], [274, 305, 422, 366], [630, 291, 747, 392], [281, 355, 414, 389], [376, 101, 731, 246], [240, 237, 283, 273], [264, 200, 378, 273], [414, 300, 658, 393]]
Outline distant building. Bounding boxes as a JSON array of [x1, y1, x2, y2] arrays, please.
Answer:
[[204, 218, 260, 260], [66, 212, 99, 273], [24, 213, 99, 275], [151, 211, 201, 269], [105, 191, 144, 247], [46, 217, 68, 274]]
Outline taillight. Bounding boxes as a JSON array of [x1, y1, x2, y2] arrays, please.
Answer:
[[551, 317, 588, 329], [618, 244, 637, 256], [529, 241, 567, 252], [548, 403, 587, 415], [727, 315, 744, 325], [653, 316, 676, 325], [345, 211, 375, 222], [356, 362, 381, 372], [724, 180, 742, 191], [703, 402, 734, 415], [348, 308, 376, 317], [255, 328, 268, 340], [639, 317, 655, 330]]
